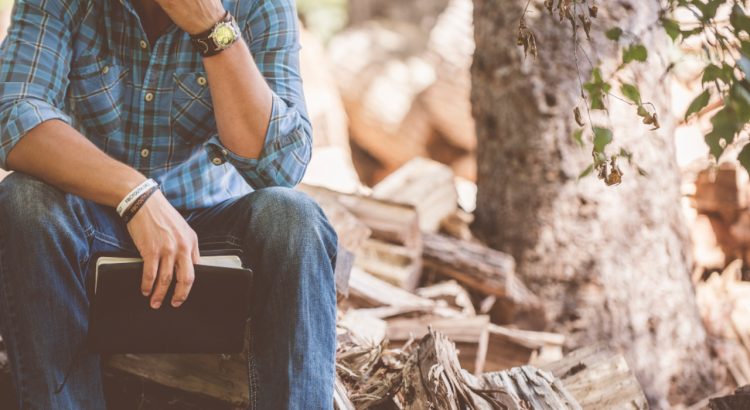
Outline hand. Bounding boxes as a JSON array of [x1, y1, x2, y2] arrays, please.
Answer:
[[126, 190, 200, 309], [154, 0, 226, 35]]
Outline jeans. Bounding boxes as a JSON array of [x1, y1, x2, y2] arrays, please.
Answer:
[[0, 172, 338, 409]]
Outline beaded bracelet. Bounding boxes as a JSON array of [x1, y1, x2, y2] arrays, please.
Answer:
[[122, 185, 159, 224]]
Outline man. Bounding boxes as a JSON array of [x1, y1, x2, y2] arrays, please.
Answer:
[[0, 0, 337, 408]]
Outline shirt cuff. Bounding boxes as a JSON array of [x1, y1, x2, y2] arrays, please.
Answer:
[[0, 99, 72, 169], [203, 93, 308, 188]]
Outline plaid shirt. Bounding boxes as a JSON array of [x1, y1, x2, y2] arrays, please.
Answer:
[[0, 0, 311, 210]]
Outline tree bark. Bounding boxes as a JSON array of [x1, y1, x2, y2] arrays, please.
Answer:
[[470, 0, 714, 406]]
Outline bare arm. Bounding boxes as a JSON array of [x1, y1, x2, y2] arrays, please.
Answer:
[[6, 120, 146, 207], [158, 0, 312, 186]]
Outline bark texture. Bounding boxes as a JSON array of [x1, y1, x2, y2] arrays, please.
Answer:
[[470, 0, 715, 406]]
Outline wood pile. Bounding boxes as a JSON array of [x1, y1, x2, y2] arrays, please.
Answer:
[[97, 157, 648, 407], [328, 0, 477, 185], [690, 162, 750, 269]]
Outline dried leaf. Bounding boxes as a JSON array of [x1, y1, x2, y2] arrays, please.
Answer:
[[574, 106, 584, 126]]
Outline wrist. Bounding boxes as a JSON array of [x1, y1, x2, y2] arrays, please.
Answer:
[[185, 8, 227, 35], [117, 178, 159, 217]]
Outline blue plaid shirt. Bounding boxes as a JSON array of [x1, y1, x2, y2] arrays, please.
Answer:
[[0, 0, 312, 210]]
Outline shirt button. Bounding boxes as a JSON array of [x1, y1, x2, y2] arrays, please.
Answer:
[[221, 149, 228, 156], [140, 148, 150, 158], [197, 76, 207, 86], [139, 40, 148, 49], [211, 157, 224, 166], [144, 92, 154, 102], [101, 65, 109, 74]]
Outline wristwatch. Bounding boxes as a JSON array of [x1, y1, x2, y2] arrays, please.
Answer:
[[190, 11, 241, 57]]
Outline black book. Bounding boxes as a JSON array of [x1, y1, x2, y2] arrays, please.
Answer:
[[86, 253, 253, 354]]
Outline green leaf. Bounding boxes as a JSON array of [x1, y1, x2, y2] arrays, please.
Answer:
[[593, 127, 613, 153], [739, 143, 750, 175], [578, 164, 594, 179], [705, 131, 724, 159], [702, 64, 733, 84], [661, 18, 680, 41], [620, 83, 641, 104], [572, 129, 584, 147], [623, 44, 648, 64], [605, 27, 623, 41], [731, 5, 750, 33], [684, 89, 711, 121]]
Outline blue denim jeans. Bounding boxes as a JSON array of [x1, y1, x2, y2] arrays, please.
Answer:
[[0, 172, 337, 409]]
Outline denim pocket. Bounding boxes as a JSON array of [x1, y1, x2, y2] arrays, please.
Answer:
[[170, 72, 216, 145], [68, 54, 129, 140]]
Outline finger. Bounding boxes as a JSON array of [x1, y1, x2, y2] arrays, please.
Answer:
[[141, 254, 159, 296], [191, 234, 201, 264], [150, 253, 175, 309], [171, 251, 195, 308]]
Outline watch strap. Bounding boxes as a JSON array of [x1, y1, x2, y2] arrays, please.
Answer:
[[190, 11, 238, 57]]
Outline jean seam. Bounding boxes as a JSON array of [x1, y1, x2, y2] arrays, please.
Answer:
[[91, 230, 134, 252], [247, 318, 258, 410], [0, 219, 28, 406], [199, 236, 243, 247]]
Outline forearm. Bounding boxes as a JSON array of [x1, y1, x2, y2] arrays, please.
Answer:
[[202, 39, 272, 159], [5, 120, 146, 207]]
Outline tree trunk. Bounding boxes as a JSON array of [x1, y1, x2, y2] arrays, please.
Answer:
[[470, 0, 714, 406]]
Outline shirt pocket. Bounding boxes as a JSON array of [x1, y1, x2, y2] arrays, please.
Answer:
[[68, 54, 129, 141], [170, 72, 216, 145]]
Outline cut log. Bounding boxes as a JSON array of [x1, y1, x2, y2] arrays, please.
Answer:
[[693, 163, 746, 218], [328, 22, 436, 172], [345, 269, 464, 319], [106, 353, 248, 406], [422, 233, 544, 327], [484, 324, 565, 372], [466, 367, 581, 410], [421, 0, 476, 153], [416, 280, 476, 316], [346, 267, 434, 310], [709, 385, 750, 410], [298, 184, 422, 249], [355, 238, 422, 291], [541, 344, 649, 409], [385, 315, 489, 374], [399, 329, 580, 409], [372, 157, 458, 232]]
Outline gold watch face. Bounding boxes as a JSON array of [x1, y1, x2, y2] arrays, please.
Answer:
[[212, 23, 236, 47]]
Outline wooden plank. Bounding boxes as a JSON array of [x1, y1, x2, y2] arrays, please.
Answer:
[[106, 353, 248, 406], [346, 267, 434, 310], [541, 344, 648, 410], [422, 233, 544, 326], [354, 238, 422, 290], [484, 324, 565, 372], [384, 315, 489, 374], [298, 184, 421, 249], [372, 157, 458, 232]]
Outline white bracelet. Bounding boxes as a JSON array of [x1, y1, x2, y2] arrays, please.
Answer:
[[116, 179, 158, 217]]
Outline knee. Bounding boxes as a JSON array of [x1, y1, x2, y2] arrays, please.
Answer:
[[249, 187, 337, 253], [0, 173, 70, 228]]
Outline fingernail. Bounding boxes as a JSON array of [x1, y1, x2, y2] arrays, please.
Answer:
[[172, 300, 182, 307], [142, 290, 149, 296], [152, 301, 161, 309]]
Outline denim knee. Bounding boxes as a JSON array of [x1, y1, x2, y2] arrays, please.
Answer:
[[248, 187, 338, 258], [0, 172, 73, 232]]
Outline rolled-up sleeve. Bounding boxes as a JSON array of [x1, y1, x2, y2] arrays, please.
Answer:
[[0, 0, 76, 170], [204, 0, 312, 188]]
